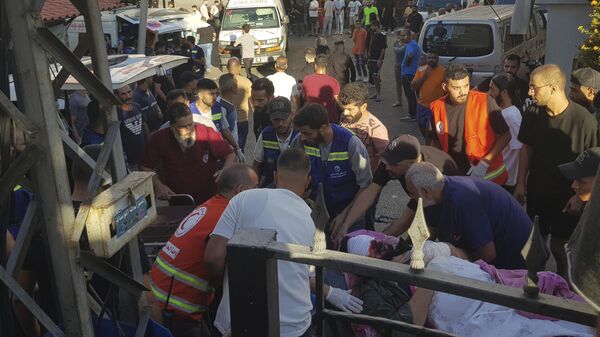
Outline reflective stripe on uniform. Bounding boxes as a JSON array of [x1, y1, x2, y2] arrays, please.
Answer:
[[155, 255, 213, 293], [212, 113, 222, 121], [304, 146, 320, 157], [262, 140, 279, 150], [328, 151, 349, 161], [150, 282, 206, 314], [484, 164, 506, 180]]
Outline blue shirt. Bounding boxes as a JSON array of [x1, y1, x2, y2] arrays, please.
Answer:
[[401, 40, 420, 76], [217, 96, 238, 142], [439, 176, 532, 269]]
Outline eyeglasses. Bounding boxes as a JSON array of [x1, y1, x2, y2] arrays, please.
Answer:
[[528, 83, 552, 91]]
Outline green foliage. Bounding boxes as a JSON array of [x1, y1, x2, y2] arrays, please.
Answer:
[[579, 1, 600, 71]]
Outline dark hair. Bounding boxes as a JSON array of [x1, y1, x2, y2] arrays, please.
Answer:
[[155, 41, 166, 50], [242, 24, 250, 32], [136, 78, 149, 86], [370, 20, 380, 28], [444, 64, 470, 82], [167, 102, 192, 124], [251, 78, 275, 97], [277, 148, 310, 175], [217, 164, 254, 194], [87, 98, 102, 127], [315, 55, 328, 69], [338, 82, 368, 106], [428, 49, 439, 56], [72, 144, 102, 183], [293, 103, 329, 129], [166, 89, 187, 103], [505, 54, 521, 64], [218, 73, 236, 92], [197, 78, 218, 91], [186, 36, 196, 44], [491, 73, 523, 112]]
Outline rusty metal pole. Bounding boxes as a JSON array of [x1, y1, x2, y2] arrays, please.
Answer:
[[3, 0, 94, 336]]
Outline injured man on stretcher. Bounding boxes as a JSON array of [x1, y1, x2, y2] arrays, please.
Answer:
[[337, 230, 595, 337]]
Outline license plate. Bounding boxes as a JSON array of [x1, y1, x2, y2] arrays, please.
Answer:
[[114, 196, 148, 238]]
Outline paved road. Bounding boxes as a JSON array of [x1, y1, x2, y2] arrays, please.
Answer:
[[206, 34, 421, 230]]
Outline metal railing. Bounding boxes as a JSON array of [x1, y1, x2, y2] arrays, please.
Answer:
[[226, 228, 597, 337]]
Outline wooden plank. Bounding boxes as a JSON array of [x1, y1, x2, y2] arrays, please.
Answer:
[[4, 1, 95, 335], [32, 27, 121, 108], [61, 132, 112, 186], [227, 229, 279, 337], [78, 251, 149, 297], [228, 231, 598, 327], [52, 39, 89, 96], [322, 309, 459, 337], [0, 88, 39, 139], [265, 257, 280, 337], [314, 266, 325, 337], [6, 199, 38, 278], [0, 266, 63, 337], [70, 122, 119, 242], [0, 143, 40, 207]]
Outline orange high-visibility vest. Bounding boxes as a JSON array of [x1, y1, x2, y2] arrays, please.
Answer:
[[430, 91, 508, 185], [149, 195, 228, 321]]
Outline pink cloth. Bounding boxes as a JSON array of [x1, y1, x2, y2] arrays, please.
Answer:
[[341, 114, 390, 172], [475, 260, 584, 320]]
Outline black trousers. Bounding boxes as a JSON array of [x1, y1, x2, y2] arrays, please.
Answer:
[[401, 74, 417, 118], [242, 57, 253, 80]]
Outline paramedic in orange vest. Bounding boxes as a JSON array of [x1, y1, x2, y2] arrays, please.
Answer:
[[428, 65, 511, 185], [149, 164, 258, 337]]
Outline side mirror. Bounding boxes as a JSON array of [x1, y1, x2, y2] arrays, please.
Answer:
[[282, 15, 290, 24]]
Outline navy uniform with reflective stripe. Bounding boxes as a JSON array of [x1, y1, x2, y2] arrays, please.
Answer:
[[189, 100, 225, 132], [261, 126, 300, 186], [304, 124, 359, 217]]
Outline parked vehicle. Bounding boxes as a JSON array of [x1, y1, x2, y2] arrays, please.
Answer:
[[418, 5, 546, 86], [416, 0, 473, 20], [217, 0, 289, 70], [67, 8, 202, 53]]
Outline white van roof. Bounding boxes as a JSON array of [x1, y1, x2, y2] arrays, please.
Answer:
[[226, 0, 279, 9], [433, 5, 514, 22]]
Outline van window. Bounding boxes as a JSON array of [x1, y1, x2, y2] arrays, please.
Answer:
[[422, 23, 493, 57], [535, 11, 546, 30], [222, 7, 279, 30], [503, 25, 523, 52], [528, 16, 537, 39]]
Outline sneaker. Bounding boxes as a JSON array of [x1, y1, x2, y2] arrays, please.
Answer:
[[392, 102, 402, 107]]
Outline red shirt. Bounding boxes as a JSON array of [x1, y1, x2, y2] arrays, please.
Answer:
[[302, 73, 341, 123], [140, 124, 233, 204]]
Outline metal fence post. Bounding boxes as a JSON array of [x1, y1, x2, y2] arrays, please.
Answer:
[[227, 229, 280, 337]]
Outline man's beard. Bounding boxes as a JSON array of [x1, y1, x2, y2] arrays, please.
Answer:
[[174, 129, 196, 149], [493, 94, 503, 107], [343, 110, 362, 124]]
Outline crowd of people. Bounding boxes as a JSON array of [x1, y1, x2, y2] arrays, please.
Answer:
[[4, 0, 600, 336]]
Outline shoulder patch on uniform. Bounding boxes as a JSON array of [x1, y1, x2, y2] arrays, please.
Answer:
[[175, 207, 207, 238], [435, 121, 445, 135]]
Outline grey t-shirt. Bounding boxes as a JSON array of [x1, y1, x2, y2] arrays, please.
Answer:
[[292, 133, 372, 188], [235, 34, 258, 59]]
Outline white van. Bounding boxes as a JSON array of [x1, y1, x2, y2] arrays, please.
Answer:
[[418, 5, 546, 86], [68, 8, 202, 52], [217, 0, 289, 70]]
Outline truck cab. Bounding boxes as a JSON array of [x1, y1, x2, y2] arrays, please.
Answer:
[[218, 0, 289, 70]]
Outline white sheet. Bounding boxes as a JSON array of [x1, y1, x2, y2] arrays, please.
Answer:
[[427, 256, 595, 337]]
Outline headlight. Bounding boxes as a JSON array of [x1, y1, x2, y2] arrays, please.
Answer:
[[265, 38, 279, 44]]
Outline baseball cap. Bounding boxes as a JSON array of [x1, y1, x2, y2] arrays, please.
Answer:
[[558, 147, 600, 180], [268, 97, 292, 120], [571, 67, 600, 89], [380, 134, 421, 165]]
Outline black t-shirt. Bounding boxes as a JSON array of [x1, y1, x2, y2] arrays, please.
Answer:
[[407, 12, 423, 33], [518, 101, 599, 202], [329, 52, 356, 86], [197, 26, 215, 44], [368, 32, 387, 60], [372, 145, 461, 210], [428, 95, 509, 174], [118, 104, 146, 167], [301, 62, 315, 78]]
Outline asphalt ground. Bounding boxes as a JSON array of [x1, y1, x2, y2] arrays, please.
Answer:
[[205, 32, 418, 231]]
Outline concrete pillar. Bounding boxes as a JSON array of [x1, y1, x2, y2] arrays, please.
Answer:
[[536, 0, 591, 80]]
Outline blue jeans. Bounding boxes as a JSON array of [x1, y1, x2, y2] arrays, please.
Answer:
[[199, 42, 213, 68], [237, 121, 249, 153], [416, 103, 433, 131]]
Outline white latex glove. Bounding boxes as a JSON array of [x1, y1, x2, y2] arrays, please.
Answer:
[[467, 160, 489, 179], [235, 148, 246, 163], [326, 287, 363, 313]]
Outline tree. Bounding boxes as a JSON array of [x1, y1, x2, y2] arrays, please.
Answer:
[[579, 1, 600, 71]]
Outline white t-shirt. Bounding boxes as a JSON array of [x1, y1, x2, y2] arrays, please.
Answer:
[[254, 130, 297, 163], [200, 4, 210, 21], [212, 188, 315, 337], [210, 5, 219, 17], [309, 0, 319, 17], [348, 0, 360, 16], [500, 105, 523, 186], [235, 33, 258, 59], [324, 0, 335, 16], [334, 0, 345, 11], [267, 72, 300, 101]]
